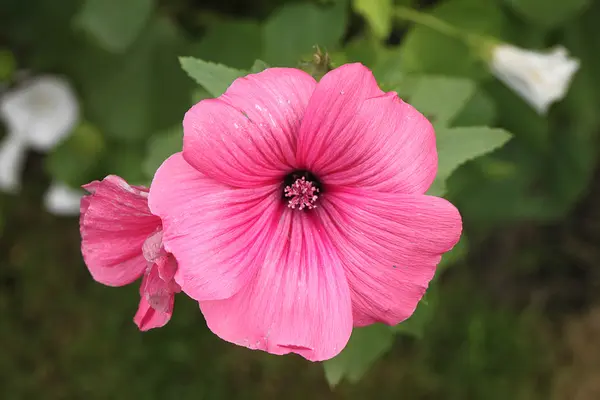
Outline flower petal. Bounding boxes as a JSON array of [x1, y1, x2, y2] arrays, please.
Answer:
[[183, 68, 316, 187], [140, 261, 177, 313], [142, 230, 164, 262], [134, 270, 174, 331], [80, 176, 161, 286], [134, 296, 172, 331], [295, 63, 383, 170], [298, 64, 436, 194], [199, 210, 353, 361], [318, 189, 462, 326], [322, 93, 436, 194], [156, 254, 179, 285], [149, 153, 280, 301]]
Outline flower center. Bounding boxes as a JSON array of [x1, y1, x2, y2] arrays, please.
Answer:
[[282, 170, 322, 210]]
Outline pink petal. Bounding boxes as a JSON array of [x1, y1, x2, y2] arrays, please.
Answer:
[[149, 153, 280, 301], [80, 176, 161, 286], [183, 68, 316, 188], [140, 262, 176, 313], [156, 254, 179, 285], [321, 93, 436, 194], [296, 63, 383, 170], [199, 210, 353, 362], [80, 180, 100, 214], [80, 195, 92, 215], [142, 230, 164, 262], [134, 296, 172, 331], [318, 189, 462, 326], [134, 269, 174, 331], [297, 63, 436, 194]]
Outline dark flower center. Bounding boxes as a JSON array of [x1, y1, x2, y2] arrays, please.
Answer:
[[282, 170, 322, 210]]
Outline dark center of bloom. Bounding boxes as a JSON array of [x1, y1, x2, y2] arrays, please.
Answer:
[[282, 170, 322, 211]]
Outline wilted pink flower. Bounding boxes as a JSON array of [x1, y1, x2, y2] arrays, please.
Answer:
[[149, 63, 462, 361], [80, 176, 180, 331]]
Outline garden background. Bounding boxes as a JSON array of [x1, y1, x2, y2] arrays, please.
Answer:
[[2, 0, 600, 398]]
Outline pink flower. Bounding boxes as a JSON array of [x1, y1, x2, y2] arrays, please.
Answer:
[[149, 63, 462, 361], [80, 176, 180, 331]]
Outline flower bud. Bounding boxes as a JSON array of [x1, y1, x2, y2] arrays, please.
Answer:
[[490, 45, 580, 114]]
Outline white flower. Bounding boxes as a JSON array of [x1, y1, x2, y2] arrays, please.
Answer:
[[0, 75, 79, 193], [1, 75, 79, 149], [44, 181, 82, 216], [490, 45, 580, 114]]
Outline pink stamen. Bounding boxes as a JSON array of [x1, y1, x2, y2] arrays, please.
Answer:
[[284, 177, 319, 210]]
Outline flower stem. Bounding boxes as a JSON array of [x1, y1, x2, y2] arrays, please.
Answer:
[[394, 6, 496, 60], [394, 6, 463, 39]]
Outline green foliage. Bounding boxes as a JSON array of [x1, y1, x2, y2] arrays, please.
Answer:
[[0, 48, 16, 82], [323, 324, 395, 387], [399, 0, 506, 78], [75, 0, 155, 53], [75, 18, 192, 142], [107, 144, 149, 185], [144, 126, 183, 178], [403, 76, 477, 127], [45, 122, 105, 187], [180, 57, 245, 97], [352, 0, 393, 38], [505, 0, 590, 28], [263, 0, 348, 66], [334, 36, 384, 68], [429, 127, 512, 196], [250, 59, 270, 73], [190, 20, 263, 69], [453, 89, 497, 127]]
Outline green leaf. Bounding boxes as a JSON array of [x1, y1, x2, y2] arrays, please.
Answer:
[[371, 51, 406, 89], [483, 80, 549, 152], [45, 122, 105, 187], [352, 0, 393, 38], [447, 141, 561, 224], [74, 18, 192, 142], [144, 126, 183, 178], [405, 76, 477, 127], [179, 57, 245, 97], [189, 20, 262, 70], [249, 59, 270, 73], [263, 0, 348, 66], [428, 126, 512, 196], [505, 0, 589, 28], [323, 324, 394, 387], [453, 89, 497, 127], [399, 0, 506, 78], [74, 0, 154, 53], [191, 87, 212, 104], [336, 36, 386, 69]]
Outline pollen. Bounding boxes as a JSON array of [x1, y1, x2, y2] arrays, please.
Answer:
[[284, 177, 319, 210]]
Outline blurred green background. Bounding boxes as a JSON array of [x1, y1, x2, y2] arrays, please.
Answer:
[[2, 0, 600, 398]]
